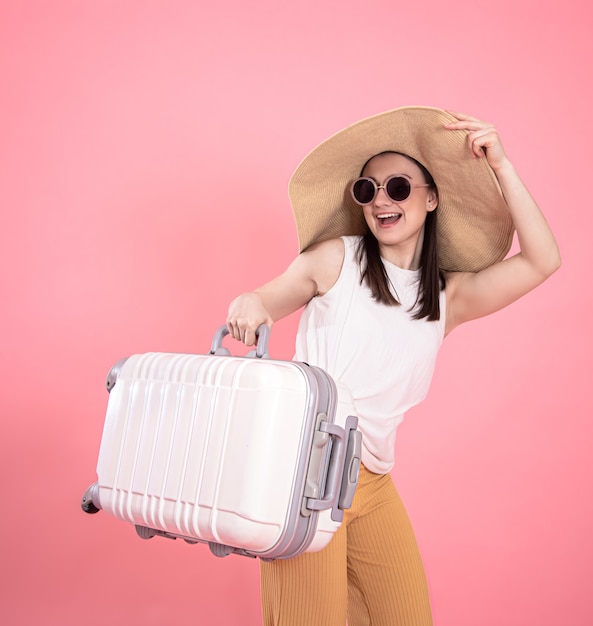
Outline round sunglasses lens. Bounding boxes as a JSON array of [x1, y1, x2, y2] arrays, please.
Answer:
[[352, 179, 376, 204], [385, 177, 411, 202]]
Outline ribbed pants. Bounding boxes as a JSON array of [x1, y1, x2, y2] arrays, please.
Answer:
[[260, 465, 433, 625]]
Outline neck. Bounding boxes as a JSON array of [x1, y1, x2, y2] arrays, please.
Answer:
[[379, 227, 425, 270]]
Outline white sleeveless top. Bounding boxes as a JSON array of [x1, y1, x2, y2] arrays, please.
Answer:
[[295, 236, 446, 473]]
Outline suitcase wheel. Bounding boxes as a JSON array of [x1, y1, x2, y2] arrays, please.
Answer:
[[81, 497, 99, 515], [135, 525, 157, 540], [81, 483, 101, 514], [209, 542, 234, 558]]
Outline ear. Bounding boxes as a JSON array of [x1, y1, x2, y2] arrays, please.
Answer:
[[426, 189, 438, 212]]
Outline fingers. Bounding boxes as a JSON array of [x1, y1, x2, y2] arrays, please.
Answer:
[[443, 110, 507, 166], [444, 110, 493, 133], [226, 319, 241, 341], [462, 127, 490, 158], [226, 320, 250, 345], [226, 292, 274, 346], [466, 127, 499, 157], [226, 318, 264, 346], [445, 110, 481, 123], [226, 318, 272, 347]]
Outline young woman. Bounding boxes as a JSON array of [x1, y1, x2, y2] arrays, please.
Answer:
[[226, 107, 560, 626]]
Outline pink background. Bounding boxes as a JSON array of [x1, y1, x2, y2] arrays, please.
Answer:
[[1, 1, 591, 624]]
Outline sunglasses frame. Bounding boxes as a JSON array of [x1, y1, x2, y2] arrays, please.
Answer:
[[350, 175, 430, 206]]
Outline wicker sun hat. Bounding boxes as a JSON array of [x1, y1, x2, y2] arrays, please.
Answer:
[[288, 106, 514, 272]]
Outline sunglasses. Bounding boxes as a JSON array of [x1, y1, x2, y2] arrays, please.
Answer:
[[350, 175, 430, 205]]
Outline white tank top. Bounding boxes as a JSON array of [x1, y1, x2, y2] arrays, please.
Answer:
[[295, 236, 446, 473]]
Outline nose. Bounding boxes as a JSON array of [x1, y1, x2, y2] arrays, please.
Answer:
[[373, 184, 391, 206]]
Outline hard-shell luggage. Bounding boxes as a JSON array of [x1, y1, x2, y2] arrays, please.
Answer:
[[81, 325, 362, 560]]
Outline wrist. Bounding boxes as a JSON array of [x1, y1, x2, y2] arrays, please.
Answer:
[[490, 158, 516, 177]]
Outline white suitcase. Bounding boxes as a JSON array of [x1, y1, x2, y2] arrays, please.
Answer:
[[82, 325, 361, 560]]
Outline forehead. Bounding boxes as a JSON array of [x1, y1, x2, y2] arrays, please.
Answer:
[[361, 152, 423, 179]]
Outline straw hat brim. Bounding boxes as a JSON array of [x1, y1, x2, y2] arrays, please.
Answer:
[[288, 106, 514, 272]]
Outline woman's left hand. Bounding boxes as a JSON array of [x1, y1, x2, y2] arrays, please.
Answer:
[[444, 111, 510, 172]]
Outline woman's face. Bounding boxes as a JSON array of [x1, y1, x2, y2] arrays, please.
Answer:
[[360, 152, 438, 269]]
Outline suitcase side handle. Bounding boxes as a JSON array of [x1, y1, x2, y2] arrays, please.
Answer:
[[210, 324, 270, 358], [306, 416, 361, 522]]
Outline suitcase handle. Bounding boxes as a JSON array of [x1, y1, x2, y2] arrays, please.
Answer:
[[306, 415, 361, 521], [210, 324, 270, 358]]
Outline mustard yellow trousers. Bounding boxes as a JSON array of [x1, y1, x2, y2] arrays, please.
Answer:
[[260, 465, 433, 626]]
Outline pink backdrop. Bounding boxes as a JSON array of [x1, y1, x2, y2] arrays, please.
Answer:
[[1, 1, 591, 624]]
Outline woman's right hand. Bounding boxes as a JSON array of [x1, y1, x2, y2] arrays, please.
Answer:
[[226, 292, 274, 346], [226, 238, 345, 346]]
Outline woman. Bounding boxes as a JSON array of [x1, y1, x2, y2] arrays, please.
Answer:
[[227, 107, 560, 626]]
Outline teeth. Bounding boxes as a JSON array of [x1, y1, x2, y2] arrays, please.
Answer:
[[377, 213, 401, 220]]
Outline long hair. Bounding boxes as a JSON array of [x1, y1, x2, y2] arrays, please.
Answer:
[[355, 152, 445, 321]]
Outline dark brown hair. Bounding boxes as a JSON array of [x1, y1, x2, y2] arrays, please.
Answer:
[[355, 151, 445, 321]]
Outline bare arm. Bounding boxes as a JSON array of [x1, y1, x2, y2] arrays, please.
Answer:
[[227, 238, 345, 345], [444, 112, 561, 335]]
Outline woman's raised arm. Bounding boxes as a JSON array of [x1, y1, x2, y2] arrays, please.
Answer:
[[444, 112, 561, 334]]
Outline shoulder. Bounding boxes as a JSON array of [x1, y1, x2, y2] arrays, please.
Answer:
[[300, 238, 346, 296], [304, 237, 346, 258]]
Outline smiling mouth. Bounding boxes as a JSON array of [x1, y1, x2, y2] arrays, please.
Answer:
[[377, 213, 402, 225]]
